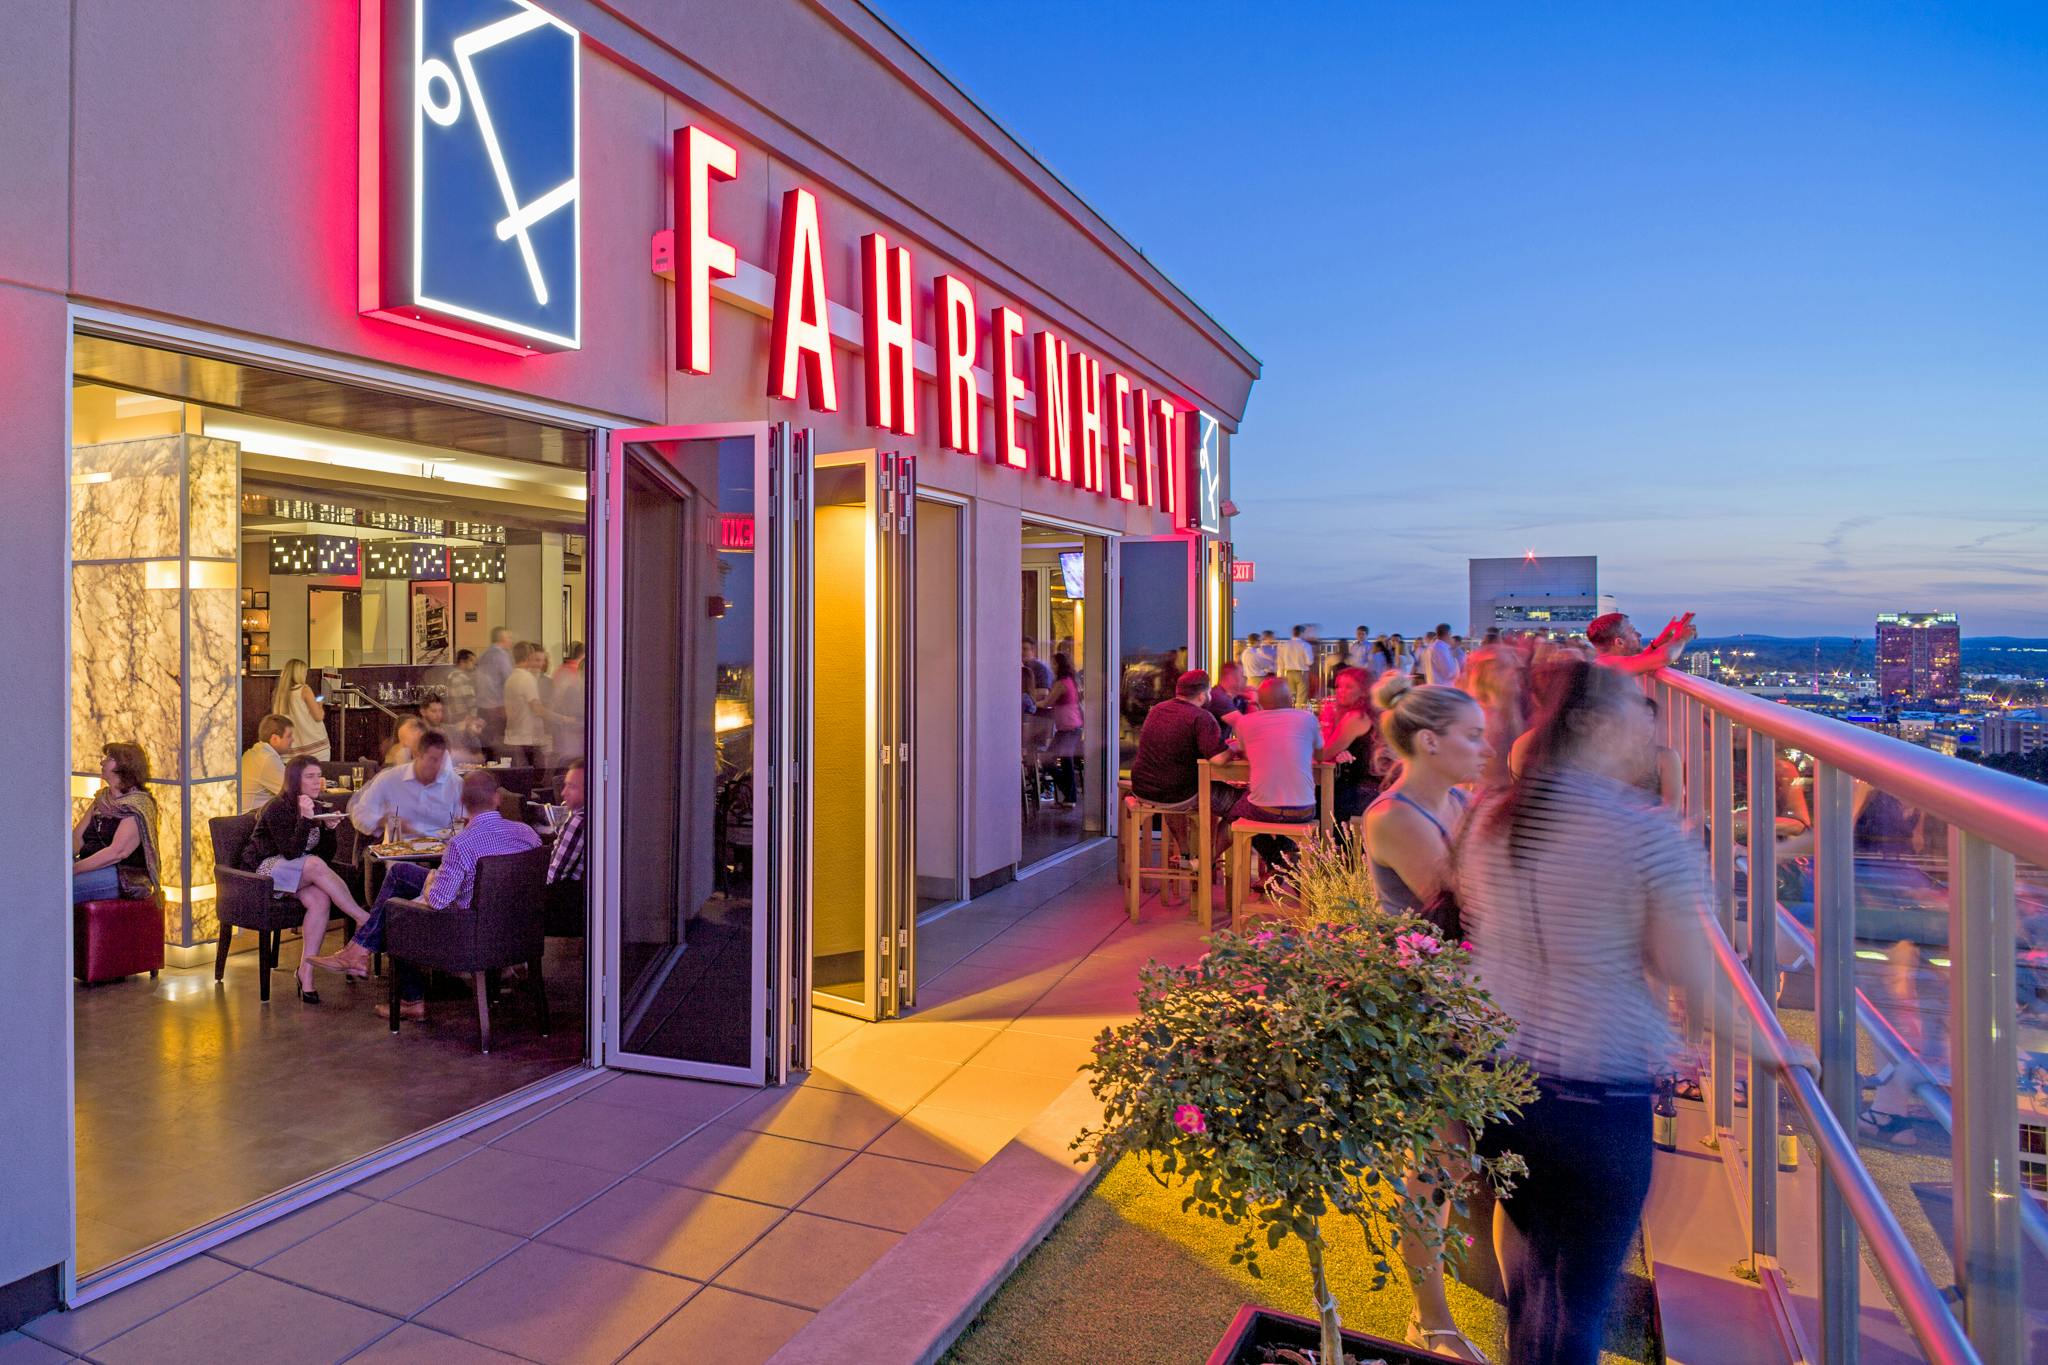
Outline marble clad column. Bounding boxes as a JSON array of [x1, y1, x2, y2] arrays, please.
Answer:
[[72, 434, 240, 954]]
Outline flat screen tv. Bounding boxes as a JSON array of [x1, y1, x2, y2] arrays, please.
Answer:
[[1058, 550, 1085, 599]]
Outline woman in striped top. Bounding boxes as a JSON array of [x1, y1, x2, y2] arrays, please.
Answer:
[[1459, 658, 1719, 1365]]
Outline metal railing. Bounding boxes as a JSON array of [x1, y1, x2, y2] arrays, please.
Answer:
[[1657, 668, 2047, 1365]]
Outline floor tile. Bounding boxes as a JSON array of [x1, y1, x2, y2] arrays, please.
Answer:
[[348, 1138, 481, 1200], [623, 1286, 812, 1365], [797, 1154, 970, 1233], [343, 1322, 527, 1363], [19, 1254, 235, 1354], [460, 1090, 582, 1145], [542, 1178, 784, 1281], [209, 1192, 374, 1268], [385, 1146, 616, 1237], [808, 1010, 867, 1054], [257, 1200, 523, 1318], [637, 1124, 854, 1207], [90, 1271, 395, 1365], [803, 1048, 958, 1111], [576, 1073, 752, 1126], [817, 1019, 998, 1065], [968, 1028, 1099, 1080], [415, 1242, 696, 1365], [0, 1332, 67, 1365], [712, 1212, 899, 1311], [723, 1086, 902, 1149], [916, 1064, 1077, 1122], [487, 1094, 698, 1173], [866, 1104, 1027, 1171]]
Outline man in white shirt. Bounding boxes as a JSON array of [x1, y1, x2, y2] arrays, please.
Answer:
[[1346, 626, 1372, 670], [501, 642, 555, 767], [350, 730, 462, 839], [1277, 626, 1315, 700], [1222, 678, 1349, 875], [1423, 623, 1460, 686], [1241, 631, 1277, 683], [239, 713, 294, 813]]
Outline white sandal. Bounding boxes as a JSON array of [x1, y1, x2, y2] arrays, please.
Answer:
[[1406, 1311, 1491, 1363]]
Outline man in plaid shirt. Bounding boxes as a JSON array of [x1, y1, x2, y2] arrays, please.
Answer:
[[314, 770, 539, 1019], [545, 760, 586, 932]]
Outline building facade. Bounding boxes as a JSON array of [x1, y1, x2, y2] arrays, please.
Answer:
[[0, 0, 1256, 1322], [1980, 710, 2048, 758], [1876, 612, 1961, 702], [1467, 554, 1599, 635]]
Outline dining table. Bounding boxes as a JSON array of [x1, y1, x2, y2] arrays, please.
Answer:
[[1194, 756, 1340, 931]]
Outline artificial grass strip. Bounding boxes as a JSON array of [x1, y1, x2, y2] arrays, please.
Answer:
[[941, 1153, 1656, 1365]]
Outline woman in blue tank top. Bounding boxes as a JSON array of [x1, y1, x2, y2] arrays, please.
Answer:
[[1361, 672, 1492, 1360]]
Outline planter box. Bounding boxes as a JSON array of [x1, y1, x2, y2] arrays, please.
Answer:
[[1205, 1304, 1461, 1365]]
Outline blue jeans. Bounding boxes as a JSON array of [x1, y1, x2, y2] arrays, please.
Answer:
[[357, 863, 431, 1000], [72, 865, 121, 903]]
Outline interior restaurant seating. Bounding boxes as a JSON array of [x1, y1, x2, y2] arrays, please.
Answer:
[[385, 845, 550, 1053]]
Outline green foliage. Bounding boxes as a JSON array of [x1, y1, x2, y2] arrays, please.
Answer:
[[1074, 913, 1536, 1307], [1271, 831, 1379, 929]]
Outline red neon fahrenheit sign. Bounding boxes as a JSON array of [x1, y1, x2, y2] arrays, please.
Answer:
[[676, 126, 737, 376], [1132, 384, 1156, 505], [1154, 395, 1183, 521], [1108, 372, 1137, 502], [934, 275, 980, 456], [768, 188, 837, 411], [1067, 349, 1104, 494], [992, 307, 1029, 469], [1034, 331, 1071, 483], [861, 232, 917, 436]]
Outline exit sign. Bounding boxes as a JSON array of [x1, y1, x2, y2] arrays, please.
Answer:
[[1231, 560, 1255, 583]]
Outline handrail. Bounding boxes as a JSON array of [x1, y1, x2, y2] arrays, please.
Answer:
[[1774, 903, 2048, 1265], [1704, 921, 1982, 1365], [1660, 670, 2048, 868]]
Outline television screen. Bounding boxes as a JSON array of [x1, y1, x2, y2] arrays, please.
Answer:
[[1058, 550, 1085, 599]]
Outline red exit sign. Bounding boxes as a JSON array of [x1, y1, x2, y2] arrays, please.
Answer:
[[719, 515, 755, 551], [1231, 560, 1255, 582]]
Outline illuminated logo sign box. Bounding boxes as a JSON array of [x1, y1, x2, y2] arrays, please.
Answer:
[[361, 0, 581, 353]]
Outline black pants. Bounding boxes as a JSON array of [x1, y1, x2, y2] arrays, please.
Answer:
[[1479, 1076, 1652, 1365]]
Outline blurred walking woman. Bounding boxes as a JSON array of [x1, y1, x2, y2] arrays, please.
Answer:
[[272, 659, 331, 762], [1459, 659, 1718, 1365], [72, 742, 160, 903]]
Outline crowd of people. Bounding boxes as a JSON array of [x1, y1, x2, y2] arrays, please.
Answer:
[[1128, 609, 1728, 1363], [74, 627, 589, 1027]]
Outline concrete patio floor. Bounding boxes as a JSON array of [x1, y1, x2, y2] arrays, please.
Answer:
[[8, 842, 1214, 1365]]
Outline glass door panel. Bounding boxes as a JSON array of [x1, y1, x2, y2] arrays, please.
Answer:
[[602, 424, 802, 1084]]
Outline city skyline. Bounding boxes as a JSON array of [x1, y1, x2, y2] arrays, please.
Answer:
[[879, 0, 2048, 636]]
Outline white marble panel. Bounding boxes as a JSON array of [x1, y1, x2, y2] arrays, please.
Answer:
[[71, 562, 181, 780], [72, 437, 182, 562]]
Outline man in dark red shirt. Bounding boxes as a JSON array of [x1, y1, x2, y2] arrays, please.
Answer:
[[1131, 671, 1231, 806]]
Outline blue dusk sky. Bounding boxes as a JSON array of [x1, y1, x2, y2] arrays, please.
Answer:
[[877, 1, 2048, 637]]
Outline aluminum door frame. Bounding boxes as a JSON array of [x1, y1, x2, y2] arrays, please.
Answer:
[[597, 421, 807, 1086]]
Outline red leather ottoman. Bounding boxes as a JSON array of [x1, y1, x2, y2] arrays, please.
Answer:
[[75, 899, 164, 985]]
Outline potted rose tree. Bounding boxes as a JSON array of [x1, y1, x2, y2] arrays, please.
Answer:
[[1075, 908, 1534, 1365]]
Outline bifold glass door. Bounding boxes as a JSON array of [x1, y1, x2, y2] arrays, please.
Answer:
[[599, 423, 811, 1084], [810, 451, 918, 1021]]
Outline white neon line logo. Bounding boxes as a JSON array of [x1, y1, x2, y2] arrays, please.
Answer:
[[419, 5, 578, 308]]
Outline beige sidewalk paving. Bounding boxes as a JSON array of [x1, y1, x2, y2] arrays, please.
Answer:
[[8, 842, 1212, 1365]]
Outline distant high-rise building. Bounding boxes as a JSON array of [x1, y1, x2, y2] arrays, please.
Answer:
[[1468, 555, 1598, 635], [1875, 612, 1960, 702]]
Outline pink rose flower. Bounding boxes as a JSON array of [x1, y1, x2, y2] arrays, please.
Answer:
[[1251, 930, 1276, 946], [1173, 1104, 1208, 1135]]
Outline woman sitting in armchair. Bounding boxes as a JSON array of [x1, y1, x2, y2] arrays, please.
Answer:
[[243, 756, 369, 1003]]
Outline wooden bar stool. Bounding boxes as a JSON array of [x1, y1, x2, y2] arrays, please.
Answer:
[[1124, 792, 1200, 922], [1226, 818, 1318, 924]]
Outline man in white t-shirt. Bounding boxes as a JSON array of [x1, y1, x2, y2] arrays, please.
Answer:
[[1222, 678, 1348, 876], [1422, 623, 1460, 686], [1346, 626, 1372, 670], [1241, 632, 1277, 683], [239, 713, 294, 813]]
